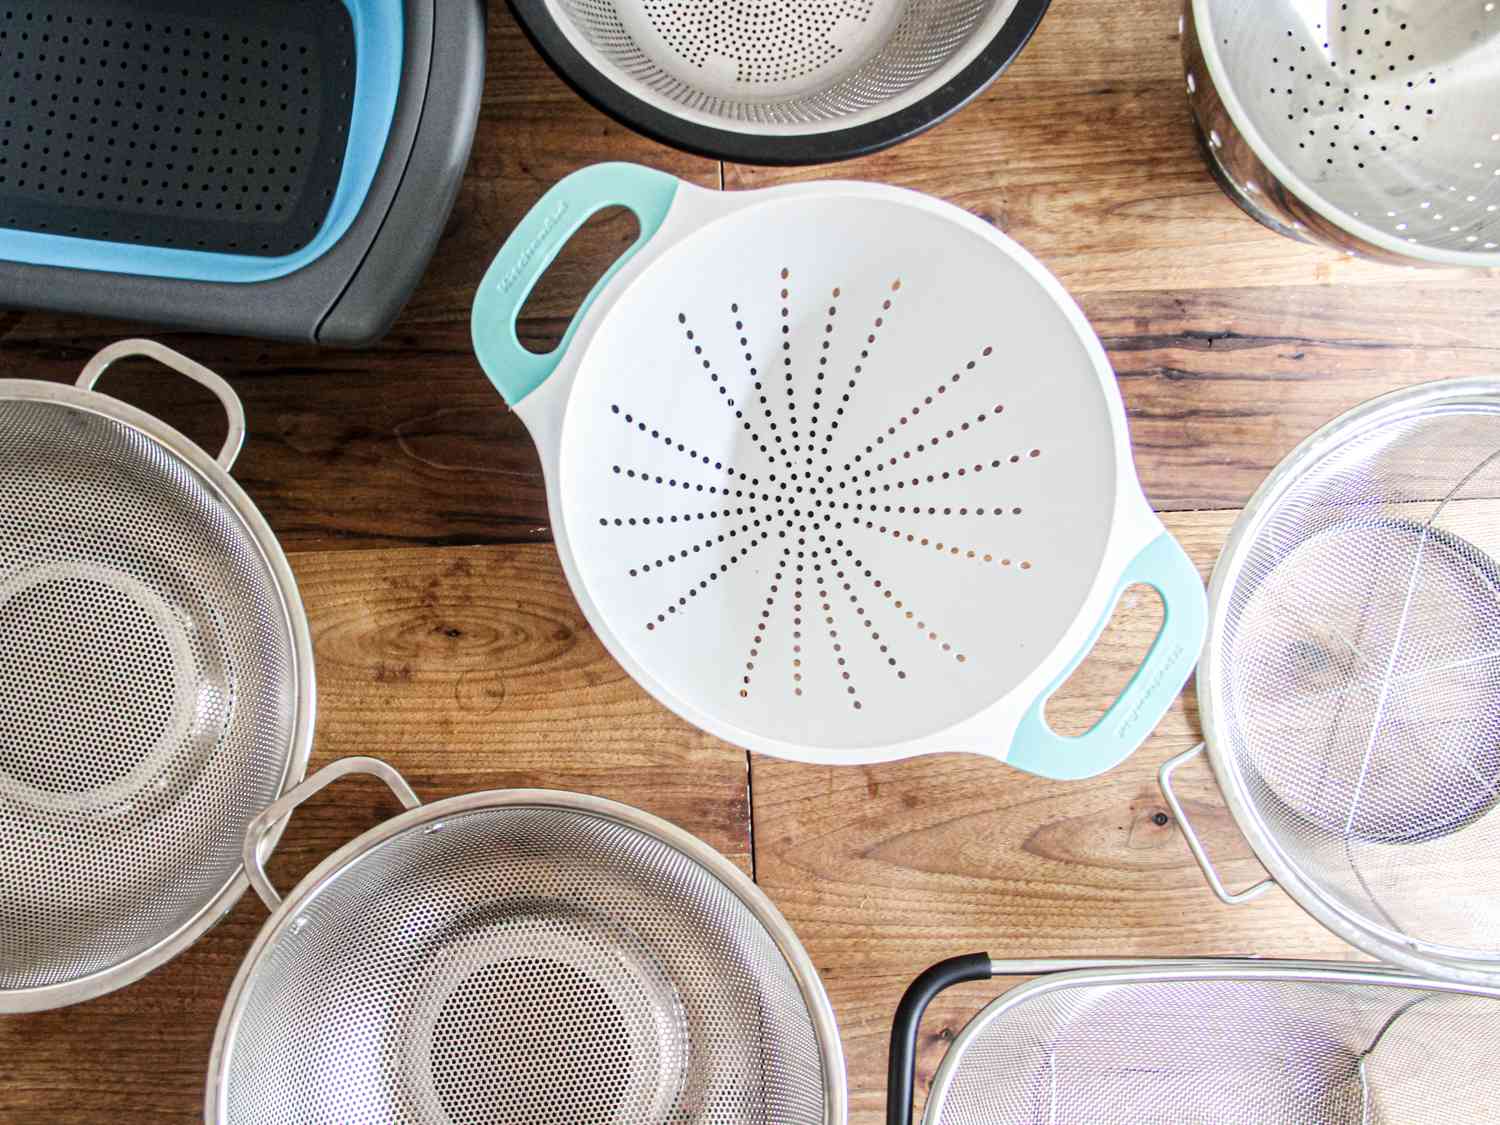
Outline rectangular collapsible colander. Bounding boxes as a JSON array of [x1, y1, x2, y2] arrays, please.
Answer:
[[472, 164, 1207, 779]]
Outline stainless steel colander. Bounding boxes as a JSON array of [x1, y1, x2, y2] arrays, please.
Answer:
[[0, 339, 313, 1013], [508, 0, 1052, 162], [1183, 0, 1500, 266], [1160, 378, 1500, 988], [889, 955, 1500, 1125], [207, 756, 846, 1124]]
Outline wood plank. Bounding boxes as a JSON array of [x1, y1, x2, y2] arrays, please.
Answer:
[[748, 508, 1365, 1125], [0, 543, 750, 1123], [0, 5, 714, 553], [724, 0, 1499, 294], [1090, 282, 1500, 510]]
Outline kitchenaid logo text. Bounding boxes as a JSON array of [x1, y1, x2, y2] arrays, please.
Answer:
[[1113, 642, 1187, 738], [499, 200, 569, 293]]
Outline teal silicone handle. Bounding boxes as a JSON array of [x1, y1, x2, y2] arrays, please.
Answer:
[[1007, 532, 1207, 781], [471, 163, 680, 405]]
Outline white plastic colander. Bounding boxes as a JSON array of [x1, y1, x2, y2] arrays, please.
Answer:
[[472, 164, 1206, 780]]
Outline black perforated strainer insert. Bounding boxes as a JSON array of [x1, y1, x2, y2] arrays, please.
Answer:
[[0, 0, 355, 257]]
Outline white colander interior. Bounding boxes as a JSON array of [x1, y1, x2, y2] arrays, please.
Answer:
[[559, 193, 1120, 753], [545, 0, 1025, 134], [1202, 0, 1500, 256]]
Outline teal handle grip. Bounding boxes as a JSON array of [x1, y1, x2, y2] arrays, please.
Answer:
[[471, 163, 680, 405], [1007, 532, 1207, 781]]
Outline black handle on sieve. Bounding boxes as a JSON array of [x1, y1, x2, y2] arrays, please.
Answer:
[[887, 953, 994, 1125]]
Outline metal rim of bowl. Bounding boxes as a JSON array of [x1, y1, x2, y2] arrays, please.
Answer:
[[204, 786, 848, 1124], [1190, 0, 1500, 270], [505, 0, 1053, 165], [1198, 377, 1500, 988], [0, 377, 316, 1013]]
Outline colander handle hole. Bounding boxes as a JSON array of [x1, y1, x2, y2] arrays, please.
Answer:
[[243, 756, 422, 911], [76, 339, 246, 472], [472, 163, 679, 405]]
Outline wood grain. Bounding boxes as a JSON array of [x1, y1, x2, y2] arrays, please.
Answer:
[[0, 4, 1494, 551], [748, 508, 1362, 1125], [0, 543, 750, 1123]]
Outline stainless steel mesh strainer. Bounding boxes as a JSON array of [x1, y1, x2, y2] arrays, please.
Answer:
[[508, 0, 1051, 162], [0, 339, 313, 1013], [888, 955, 1500, 1125], [1184, 0, 1500, 266], [1160, 378, 1500, 987], [207, 756, 846, 1124]]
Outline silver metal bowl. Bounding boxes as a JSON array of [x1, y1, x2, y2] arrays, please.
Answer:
[[1183, 0, 1500, 266], [0, 340, 314, 1012]]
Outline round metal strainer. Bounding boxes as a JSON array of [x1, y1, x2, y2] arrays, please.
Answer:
[[1184, 0, 1500, 266], [889, 956, 1500, 1125], [1161, 379, 1500, 987], [207, 757, 846, 1124], [508, 0, 1052, 162], [0, 340, 313, 1012]]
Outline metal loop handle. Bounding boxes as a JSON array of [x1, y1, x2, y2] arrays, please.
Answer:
[[243, 757, 422, 911], [77, 338, 246, 472], [1158, 743, 1276, 905]]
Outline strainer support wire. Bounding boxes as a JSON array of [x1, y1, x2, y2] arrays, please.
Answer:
[[889, 955, 1500, 1125]]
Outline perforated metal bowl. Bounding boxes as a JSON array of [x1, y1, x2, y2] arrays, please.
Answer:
[[1183, 0, 1500, 265], [208, 757, 846, 1124], [508, 0, 1052, 163], [0, 340, 314, 1013]]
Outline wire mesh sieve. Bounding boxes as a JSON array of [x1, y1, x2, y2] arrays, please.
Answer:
[[208, 759, 845, 1124], [900, 959, 1500, 1125], [1164, 379, 1500, 986], [0, 341, 312, 1011]]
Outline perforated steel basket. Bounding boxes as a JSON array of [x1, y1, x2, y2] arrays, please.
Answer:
[[1183, 0, 1500, 266], [889, 956, 1500, 1125], [207, 757, 846, 1124], [0, 340, 313, 1012], [1161, 379, 1500, 988], [508, 0, 1052, 163]]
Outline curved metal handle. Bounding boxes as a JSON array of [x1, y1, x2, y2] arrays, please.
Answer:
[[77, 338, 246, 472], [243, 756, 422, 911], [887, 953, 994, 1125], [471, 162, 680, 406], [1007, 531, 1208, 781], [1158, 743, 1276, 905]]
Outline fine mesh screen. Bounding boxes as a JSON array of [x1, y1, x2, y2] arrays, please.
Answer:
[[932, 974, 1500, 1124], [547, 0, 1019, 129], [0, 398, 297, 994], [218, 805, 831, 1124], [1213, 406, 1500, 965], [0, 0, 355, 255]]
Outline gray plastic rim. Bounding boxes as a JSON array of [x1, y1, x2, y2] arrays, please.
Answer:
[[205, 783, 848, 1124], [925, 957, 1500, 1123], [1197, 377, 1500, 989], [0, 377, 316, 1013]]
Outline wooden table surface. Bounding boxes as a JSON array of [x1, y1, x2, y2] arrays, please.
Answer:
[[1, 0, 1497, 1121]]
